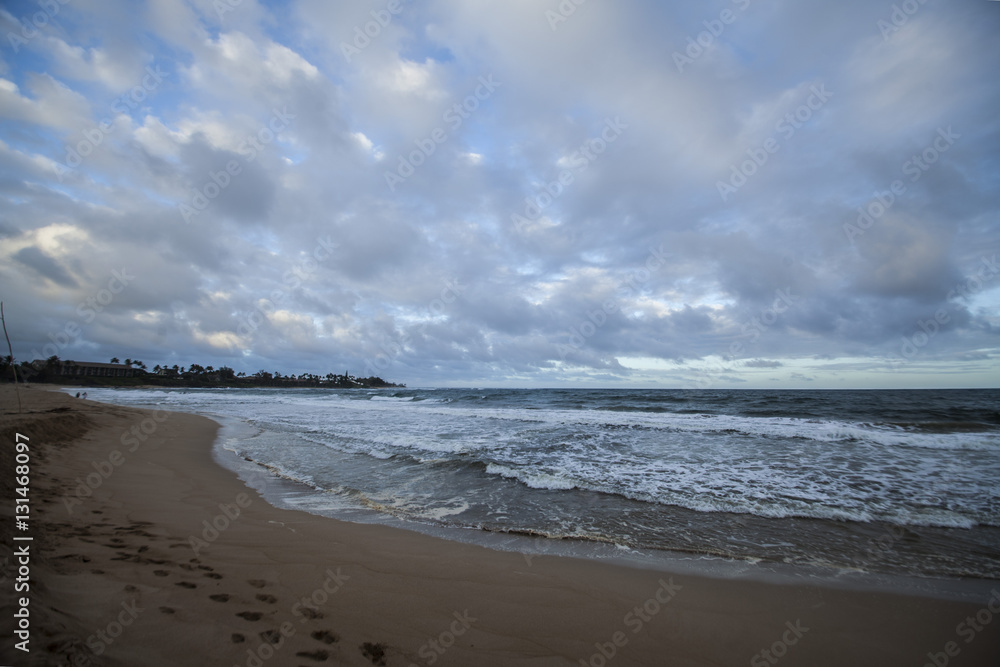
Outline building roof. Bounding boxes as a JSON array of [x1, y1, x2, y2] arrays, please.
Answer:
[[31, 359, 137, 370]]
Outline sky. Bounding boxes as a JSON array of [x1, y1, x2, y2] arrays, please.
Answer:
[[1, 0, 998, 389]]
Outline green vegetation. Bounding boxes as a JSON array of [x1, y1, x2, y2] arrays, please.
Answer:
[[1, 355, 403, 389]]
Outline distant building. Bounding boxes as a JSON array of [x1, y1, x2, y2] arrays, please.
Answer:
[[33, 360, 143, 378]]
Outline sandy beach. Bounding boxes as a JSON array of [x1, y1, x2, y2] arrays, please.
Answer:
[[1, 385, 998, 666]]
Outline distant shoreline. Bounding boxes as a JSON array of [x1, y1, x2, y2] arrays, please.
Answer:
[[10, 376, 404, 390]]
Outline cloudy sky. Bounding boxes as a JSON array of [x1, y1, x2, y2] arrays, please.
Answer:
[[1, 0, 998, 388]]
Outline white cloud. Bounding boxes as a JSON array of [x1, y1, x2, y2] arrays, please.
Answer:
[[43, 37, 139, 90], [0, 0, 997, 387], [0, 74, 91, 130]]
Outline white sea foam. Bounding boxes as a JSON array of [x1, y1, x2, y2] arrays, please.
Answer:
[[65, 387, 1000, 532], [486, 463, 580, 490]]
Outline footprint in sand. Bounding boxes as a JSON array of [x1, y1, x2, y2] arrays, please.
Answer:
[[255, 594, 277, 604], [236, 611, 264, 621], [297, 607, 323, 620], [311, 631, 339, 645], [204, 572, 223, 580], [55, 554, 90, 563], [111, 553, 139, 562], [296, 650, 329, 662], [197, 564, 213, 571], [153, 570, 170, 577], [159, 607, 175, 615], [175, 581, 197, 589], [259, 630, 283, 645], [231, 634, 246, 644], [247, 579, 269, 588], [360, 642, 387, 665], [90, 569, 105, 575], [209, 594, 231, 602]]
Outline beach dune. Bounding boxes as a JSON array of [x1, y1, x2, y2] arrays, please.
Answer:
[[1, 385, 998, 666]]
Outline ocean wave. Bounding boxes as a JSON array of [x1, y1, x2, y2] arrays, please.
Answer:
[[316, 396, 1000, 451], [482, 457, 993, 529], [485, 463, 581, 490], [75, 386, 1000, 574]]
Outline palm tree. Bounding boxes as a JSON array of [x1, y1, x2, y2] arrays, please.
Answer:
[[110, 357, 120, 364]]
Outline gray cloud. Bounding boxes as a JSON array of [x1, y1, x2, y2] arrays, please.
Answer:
[[14, 247, 77, 287], [0, 0, 998, 387]]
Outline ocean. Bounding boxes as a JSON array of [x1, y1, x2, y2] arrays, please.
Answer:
[[69, 387, 1000, 581]]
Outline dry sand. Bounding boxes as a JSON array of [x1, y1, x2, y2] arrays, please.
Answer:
[[1, 385, 999, 666]]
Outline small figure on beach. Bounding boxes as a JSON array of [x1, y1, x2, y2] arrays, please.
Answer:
[[75, 392, 81, 398], [82, 392, 88, 399]]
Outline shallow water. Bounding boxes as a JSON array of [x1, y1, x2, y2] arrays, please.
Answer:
[[73, 386, 1000, 580]]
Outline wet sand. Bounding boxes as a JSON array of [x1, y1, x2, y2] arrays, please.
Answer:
[[1, 385, 998, 666]]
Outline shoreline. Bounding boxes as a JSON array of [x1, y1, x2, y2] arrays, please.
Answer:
[[63, 384, 1000, 593], [2, 385, 999, 665], [208, 411, 998, 604]]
